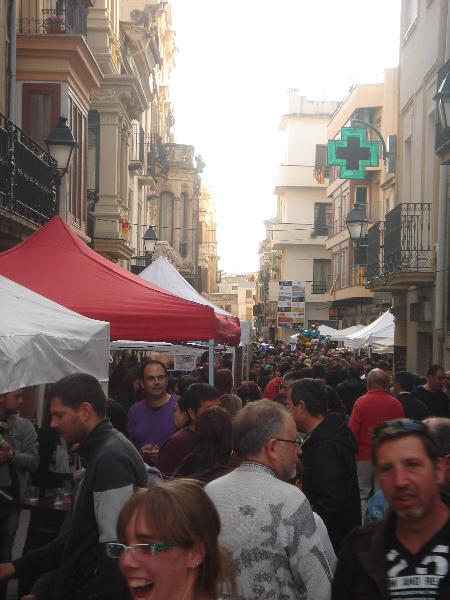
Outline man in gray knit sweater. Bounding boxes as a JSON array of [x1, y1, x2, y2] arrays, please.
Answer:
[[205, 400, 332, 600]]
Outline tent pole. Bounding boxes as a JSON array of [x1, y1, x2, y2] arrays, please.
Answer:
[[208, 339, 215, 385]]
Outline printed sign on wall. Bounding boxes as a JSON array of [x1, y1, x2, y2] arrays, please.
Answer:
[[277, 281, 306, 329]]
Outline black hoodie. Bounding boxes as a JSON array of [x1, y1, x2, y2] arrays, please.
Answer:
[[302, 412, 361, 551]]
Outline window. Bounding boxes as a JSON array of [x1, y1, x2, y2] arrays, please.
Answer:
[[67, 96, 87, 227], [355, 187, 368, 217], [246, 289, 253, 299], [312, 260, 331, 293], [160, 191, 173, 244], [22, 84, 60, 148], [332, 253, 340, 289], [402, 0, 418, 39], [179, 192, 188, 257], [231, 285, 238, 291], [314, 203, 332, 236], [341, 248, 349, 288]]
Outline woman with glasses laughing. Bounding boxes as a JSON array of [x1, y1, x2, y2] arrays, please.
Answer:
[[107, 479, 236, 600]]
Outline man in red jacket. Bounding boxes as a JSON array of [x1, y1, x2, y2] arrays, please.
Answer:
[[349, 368, 404, 511]]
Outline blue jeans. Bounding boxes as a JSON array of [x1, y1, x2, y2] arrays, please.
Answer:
[[0, 504, 20, 600]]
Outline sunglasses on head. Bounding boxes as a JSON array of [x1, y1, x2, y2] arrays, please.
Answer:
[[372, 418, 426, 437]]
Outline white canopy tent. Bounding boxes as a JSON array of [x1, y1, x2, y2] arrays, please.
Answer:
[[140, 257, 252, 345], [345, 311, 395, 352], [0, 275, 110, 393], [318, 324, 365, 341]]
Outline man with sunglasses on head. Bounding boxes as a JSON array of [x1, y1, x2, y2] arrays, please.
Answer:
[[332, 418, 450, 600], [0, 374, 147, 600]]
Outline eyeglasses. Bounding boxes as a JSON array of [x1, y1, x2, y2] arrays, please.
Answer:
[[105, 542, 182, 559], [372, 419, 426, 437], [274, 437, 302, 448]]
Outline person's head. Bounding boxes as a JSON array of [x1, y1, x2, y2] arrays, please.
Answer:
[[311, 364, 326, 381], [117, 365, 142, 398], [347, 364, 361, 379], [235, 381, 261, 405], [116, 480, 235, 600], [0, 388, 25, 417], [140, 361, 169, 403], [194, 406, 233, 466], [214, 369, 233, 395], [393, 371, 416, 395], [47, 373, 106, 445], [424, 417, 450, 494], [280, 371, 302, 400], [426, 364, 446, 392], [184, 383, 220, 428], [219, 394, 242, 420], [376, 360, 390, 372], [249, 360, 262, 378], [178, 375, 198, 398], [232, 399, 300, 481], [288, 379, 328, 433], [106, 398, 128, 436], [371, 419, 445, 522], [278, 361, 291, 377], [174, 397, 189, 429], [367, 368, 389, 390]]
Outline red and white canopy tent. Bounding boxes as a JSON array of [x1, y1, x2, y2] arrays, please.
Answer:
[[0, 218, 240, 365]]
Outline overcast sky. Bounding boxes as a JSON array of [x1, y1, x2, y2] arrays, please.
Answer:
[[170, 0, 401, 274]]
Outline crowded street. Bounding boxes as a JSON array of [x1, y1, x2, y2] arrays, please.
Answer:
[[1, 0, 450, 599]]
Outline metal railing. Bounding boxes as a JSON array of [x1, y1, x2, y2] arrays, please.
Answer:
[[311, 281, 329, 294], [147, 134, 169, 179], [17, 0, 89, 36], [365, 203, 432, 284], [0, 112, 57, 226]]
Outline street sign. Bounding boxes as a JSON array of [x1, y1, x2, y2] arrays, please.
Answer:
[[327, 127, 380, 179]]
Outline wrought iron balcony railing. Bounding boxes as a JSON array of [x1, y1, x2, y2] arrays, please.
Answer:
[[17, 0, 90, 36], [0, 112, 57, 226], [365, 203, 432, 284], [311, 281, 329, 294]]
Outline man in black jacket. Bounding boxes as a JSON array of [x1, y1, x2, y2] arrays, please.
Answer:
[[0, 373, 148, 600], [393, 371, 430, 420], [332, 419, 449, 600], [288, 379, 361, 551], [336, 364, 367, 415]]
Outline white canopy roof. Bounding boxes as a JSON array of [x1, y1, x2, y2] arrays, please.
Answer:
[[140, 257, 251, 345], [346, 311, 394, 352], [318, 324, 365, 340], [0, 275, 110, 393]]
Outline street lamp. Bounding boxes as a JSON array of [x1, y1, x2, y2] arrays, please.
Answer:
[[143, 225, 158, 256], [434, 72, 450, 133], [345, 204, 368, 243], [45, 117, 77, 179]]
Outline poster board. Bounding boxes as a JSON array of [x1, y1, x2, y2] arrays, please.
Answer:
[[277, 281, 306, 329]]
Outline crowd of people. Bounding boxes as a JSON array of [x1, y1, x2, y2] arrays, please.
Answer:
[[0, 338, 449, 599]]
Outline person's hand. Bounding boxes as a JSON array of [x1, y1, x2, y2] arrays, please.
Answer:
[[141, 444, 159, 464], [0, 562, 16, 580], [0, 443, 13, 464]]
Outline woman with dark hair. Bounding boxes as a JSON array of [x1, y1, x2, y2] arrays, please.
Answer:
[[235, 381, 261, 405], [115, 365, 142, 412], [173, 407, 233, 483], [111, 479, 237, 600], [215, 369, 233, 395]]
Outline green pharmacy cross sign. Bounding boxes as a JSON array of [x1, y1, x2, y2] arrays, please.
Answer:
[[327, 127, 380, 179]]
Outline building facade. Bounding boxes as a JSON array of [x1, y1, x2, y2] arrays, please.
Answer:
[[366, 0, 448, 373], [211, 274, 256, 322], [327, 74, 397, 329], [198, 185, 219, 295], [270, 91, 340, 340]]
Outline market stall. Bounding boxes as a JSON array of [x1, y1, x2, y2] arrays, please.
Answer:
[[0, 216, 222, 344], [0, 275, 109, 393]]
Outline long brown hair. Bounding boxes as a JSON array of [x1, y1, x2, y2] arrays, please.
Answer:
[[117, 479, 236, 599]]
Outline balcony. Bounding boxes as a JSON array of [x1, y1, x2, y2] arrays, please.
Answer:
[[0, 112, 57, 227], [17, 0, 91, 36], [366, 203, 433, 289], [311, 281, 329, 294], [275, 164, 325, 190], [272, 222, 331, 248]]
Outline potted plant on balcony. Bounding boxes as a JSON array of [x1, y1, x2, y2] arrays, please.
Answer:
[[44, 14, 65, 34]]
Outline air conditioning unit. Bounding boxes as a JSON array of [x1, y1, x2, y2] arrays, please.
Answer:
[[410, 301, 432, 323]]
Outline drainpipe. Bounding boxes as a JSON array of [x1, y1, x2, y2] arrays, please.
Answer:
[[434, 2, 450, 365], [7, 0, 16, 122]]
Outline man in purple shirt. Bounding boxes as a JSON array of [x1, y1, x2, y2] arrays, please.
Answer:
[[127, 360, 178, 463]]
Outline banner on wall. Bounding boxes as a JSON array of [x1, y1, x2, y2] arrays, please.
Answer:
[[277, 281, 306, 329]]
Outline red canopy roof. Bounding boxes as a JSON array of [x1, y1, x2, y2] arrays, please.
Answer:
[[0, 216, 239, 344]]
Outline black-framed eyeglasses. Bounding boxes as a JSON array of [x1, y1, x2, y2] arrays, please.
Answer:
[[372, 418, 426, 437], [105, 542, 183, 559], [274, 437, 302, 448]]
